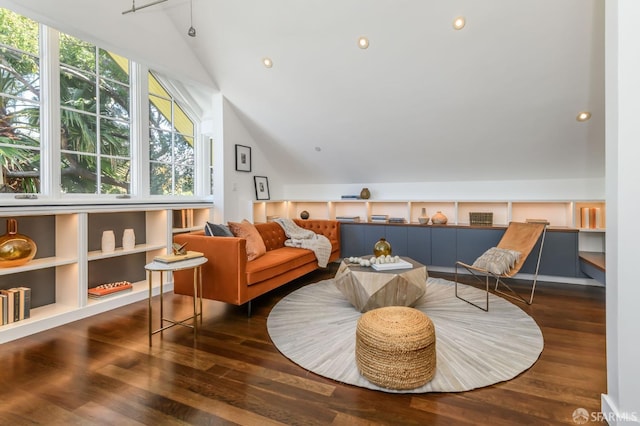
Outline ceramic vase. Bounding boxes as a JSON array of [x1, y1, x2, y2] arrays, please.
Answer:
[[0, 218, 37, 268], [360, 187, 371, 199], [101, 230, 115, 253], [431, 211, 448, 225], [419, 207, 430, 224], [373, 237, 392, 257], [300, 210, 310, 220], [122, 228, 135, 250]]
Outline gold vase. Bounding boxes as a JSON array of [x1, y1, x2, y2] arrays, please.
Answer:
[[373, 237, 392, 257], [0, 218, 38, 268], [360, 188, 370, 199]]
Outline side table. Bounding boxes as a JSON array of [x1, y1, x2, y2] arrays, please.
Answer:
[[144, 256, 207, 346]]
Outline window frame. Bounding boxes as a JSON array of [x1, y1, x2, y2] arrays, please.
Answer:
[[0, 8, 210, 205]]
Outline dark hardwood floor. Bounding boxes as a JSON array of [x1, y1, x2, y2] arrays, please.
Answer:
[[0, 263, 606, 425]]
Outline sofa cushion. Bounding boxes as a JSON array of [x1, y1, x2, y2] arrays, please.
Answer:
[[205, 222, 233, 237], [255, 222, 288, 251], [245, 247, 316, 285], [228, 220, 267, 261]]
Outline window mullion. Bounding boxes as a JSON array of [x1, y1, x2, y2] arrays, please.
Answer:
[[95, 46, 102, 192], [131, 62, 149, 197], [40, 24, 60, 198]]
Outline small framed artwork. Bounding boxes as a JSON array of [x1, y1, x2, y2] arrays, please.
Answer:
[[235, 144, 252, 172], [254, 176, 270, 200]]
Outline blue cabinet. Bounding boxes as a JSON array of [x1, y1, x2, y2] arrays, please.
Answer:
[[340, 223, 365, 257], [456, 228, 504, 265], [340, 223, 579, 278], [363, 225, 386, 257], [384, 226, 409, 256], [431, 227, 457, 267], [521, 230, 578, 277], [408, 226, 431, 265]]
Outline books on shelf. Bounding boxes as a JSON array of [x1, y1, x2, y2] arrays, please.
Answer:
[[153, 250, 204, 264], [388, 217, 406, 224], [88, 281, 133, 299], [336, 216, 361, 222], [340, 195, 360, 199], [526, 218, 550, 225], [371, 258, 413, 271], [0, 287, 31, 325], [370, 214, 389, 223]]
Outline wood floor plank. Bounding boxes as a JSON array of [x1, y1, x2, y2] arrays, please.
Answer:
[[97, 363, 286, 425], [0, 264, 607, 425]]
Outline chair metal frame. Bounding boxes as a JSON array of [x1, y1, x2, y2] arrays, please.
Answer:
[[454, 222, 547, 311]]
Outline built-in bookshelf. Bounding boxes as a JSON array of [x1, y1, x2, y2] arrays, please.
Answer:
[[252, 199, 606, 251], [0, 203, 211, 344]]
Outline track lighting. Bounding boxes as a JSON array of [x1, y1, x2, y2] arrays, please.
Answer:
[[122, 0, 168, 15], [188, 0, 196, 37]]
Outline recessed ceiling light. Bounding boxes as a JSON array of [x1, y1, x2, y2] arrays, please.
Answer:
[[314, 147, 322, 152], [453, 16, 466, 30], [358, 36, 369, 49], [576, 111, 592, 122], [262, 57, 273, 68]]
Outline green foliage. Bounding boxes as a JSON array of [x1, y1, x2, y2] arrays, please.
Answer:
[[0, 9, 38, 56], [1, 7, 197, 196]]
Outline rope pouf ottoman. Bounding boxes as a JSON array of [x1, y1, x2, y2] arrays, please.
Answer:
[[355, 306, 436, 390]]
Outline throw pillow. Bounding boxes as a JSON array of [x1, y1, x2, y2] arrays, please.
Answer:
[[472, 247, 521, 275], [228, 219, 267, 261], [204, 222, 233, 237]]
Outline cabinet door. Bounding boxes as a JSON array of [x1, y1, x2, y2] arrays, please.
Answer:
[[363, 225, 387, 257], [521, 231, 578, 277], [456, 228, 504, 265], [340, 224, 365, 258], [431, 227, 457, 267], [407, 227, 431, 265], [384, 226, 408, 256]]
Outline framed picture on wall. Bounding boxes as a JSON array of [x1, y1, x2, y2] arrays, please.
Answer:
[[254, 176, 270, 200], [235, 144, 252, 172]]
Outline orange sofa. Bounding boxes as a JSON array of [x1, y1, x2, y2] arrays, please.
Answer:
[[172, 219, 340, 306]]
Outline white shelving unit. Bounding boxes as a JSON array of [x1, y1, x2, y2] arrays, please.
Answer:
[[253, 199, 606, 251], [0, 203, 211, 344]]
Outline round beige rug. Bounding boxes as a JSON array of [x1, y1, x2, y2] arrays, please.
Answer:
[[267, 277, 543, 393]]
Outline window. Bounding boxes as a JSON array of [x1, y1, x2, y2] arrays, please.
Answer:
[[59, 34, 131, 194], [0, 7, 206, 200], [0, 9, 41, 193], [148, 72, 195, 195]]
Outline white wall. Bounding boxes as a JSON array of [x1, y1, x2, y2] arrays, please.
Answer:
[[220, 98, 284, 222], [283, 178, 605, 201], [602, 1, 640, 424]]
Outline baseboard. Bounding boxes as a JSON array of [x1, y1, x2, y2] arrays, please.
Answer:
[[601, 394, 640, 425], [428, 266, 604, 287]]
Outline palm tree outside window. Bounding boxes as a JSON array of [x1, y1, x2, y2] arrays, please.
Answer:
[[0, 8, 41, 194]]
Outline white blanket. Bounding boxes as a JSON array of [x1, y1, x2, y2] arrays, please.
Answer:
[[274, 218, 332, 268]]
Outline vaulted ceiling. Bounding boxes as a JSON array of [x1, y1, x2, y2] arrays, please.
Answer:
[[4, 0, 605, 185]]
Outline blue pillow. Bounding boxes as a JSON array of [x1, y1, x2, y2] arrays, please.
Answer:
[[204, 222, 233, 237]]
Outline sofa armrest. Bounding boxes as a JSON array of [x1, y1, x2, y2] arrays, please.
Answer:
[[172, 232, 249, 304]]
